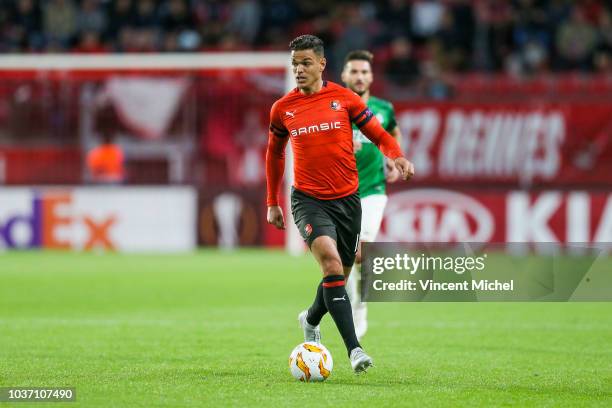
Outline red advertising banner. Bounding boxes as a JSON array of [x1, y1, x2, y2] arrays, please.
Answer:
[[394, 102, 612, 187], [380, 189, 612, 245]]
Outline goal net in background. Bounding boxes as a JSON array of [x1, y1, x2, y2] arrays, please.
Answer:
[[0, 53, 304, 254]]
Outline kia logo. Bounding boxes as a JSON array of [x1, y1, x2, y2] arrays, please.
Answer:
[[381, 189, 494, 242]]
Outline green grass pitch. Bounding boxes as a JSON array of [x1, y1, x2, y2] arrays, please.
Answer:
[[1, 250, 611, 407]]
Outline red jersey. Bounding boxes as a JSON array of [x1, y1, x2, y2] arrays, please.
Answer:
[[266, 81, 403, 206]]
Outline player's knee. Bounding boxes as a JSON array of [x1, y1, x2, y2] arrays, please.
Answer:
[[311, 236, 343, 276], [320, 254, 343, 277]]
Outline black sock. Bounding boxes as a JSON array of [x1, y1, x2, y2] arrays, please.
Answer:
[[322, 275, 361, 356], [306, 280, 327, 326]]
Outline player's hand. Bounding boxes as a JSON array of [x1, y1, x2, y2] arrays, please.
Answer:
[[353, 139, 362, 153], [385, 158, 400, 183], [394, 157, 415, 181], [267, 206, 285, 230]]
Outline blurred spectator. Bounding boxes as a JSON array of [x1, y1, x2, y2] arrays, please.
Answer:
[[594, 9, 612, 73], [594, 51, 612, 73], [105, 0, 134, 42], [332, 4, 372, 71], [546, 0, 572, 27], [556, 7, 598, 70], [411, 0, 445, 42], [596, 9, 612, 53], [115, 25, 156, 52], [257, 0, 297, 46], [132, 0, 158, 28], [579, 0, 606, 25], [500, 0, 551, 75], [448, 1, 475, 60], [377, 0, 412, 40], [159, 0, 199, 51], [512, 0, 550, 58], [216, 32, 246, 51], [160, 0, 194, 31], [116, 26, 136, 52], [384, 36, 420, 87], [8, 0, 44, 51], [227, 0, 261, 45], [161, 30, 180, 52], [86, 131, 125, 184], [476, 0, 515, 71], [434, 6, 472, 72], [0, 6, 12, 51], [309, 15, 335, 48], [290, 3, 335, 54], [44, 0, 77, 48], [421, 59, 452, 100], [76, 0, 107, 35], [74, 30, 107, 53], [132, 28, 158, 52], [295, 0, 329, 20], [195, 0, 231, 48]]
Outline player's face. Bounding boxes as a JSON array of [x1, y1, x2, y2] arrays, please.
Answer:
[[341, 60, 373, 96], [291, 50, 326, 91]]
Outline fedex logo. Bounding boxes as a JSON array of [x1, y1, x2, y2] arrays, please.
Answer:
[[0, 192, 117, 250]]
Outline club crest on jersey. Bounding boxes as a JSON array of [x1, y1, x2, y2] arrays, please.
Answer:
[[305, 224, 312, 236], [330, 100, 341, 111]]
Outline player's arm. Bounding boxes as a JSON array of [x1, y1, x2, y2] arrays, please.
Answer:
[[266, 102, 289, 229], [349, 100, 414, 180]]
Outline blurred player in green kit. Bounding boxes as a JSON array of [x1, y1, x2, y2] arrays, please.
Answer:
[[342, 50, 406, 340]]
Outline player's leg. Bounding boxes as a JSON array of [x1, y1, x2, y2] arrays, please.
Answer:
[[327, 192, 373, 372], [291, 188, 334, 342], [346, 194, 388, 340], [310, 235, 362, 357]]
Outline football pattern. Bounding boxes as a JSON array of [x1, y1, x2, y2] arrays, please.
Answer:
[[288, 342, 333, 382]]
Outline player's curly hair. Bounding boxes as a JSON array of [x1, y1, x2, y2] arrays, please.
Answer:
[[289, 35, 325, 56], [344, 50, 374, 67]]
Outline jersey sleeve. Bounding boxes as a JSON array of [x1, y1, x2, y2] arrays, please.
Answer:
[[268, 100, 288, 140], [266, 101, 289, 206], [345, 91, 403, 160], [346, 90, 374, 128]]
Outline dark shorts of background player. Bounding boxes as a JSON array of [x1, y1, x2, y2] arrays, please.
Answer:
[[291, 187, 362, 267]]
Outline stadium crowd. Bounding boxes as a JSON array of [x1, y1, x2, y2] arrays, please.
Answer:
[[1, 0, 611, 79]]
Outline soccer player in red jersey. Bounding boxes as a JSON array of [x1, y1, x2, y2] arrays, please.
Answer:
[[266, 35, 414, 373]]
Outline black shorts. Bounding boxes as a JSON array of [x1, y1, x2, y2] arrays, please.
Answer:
[[291, 187, 362, 267]]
